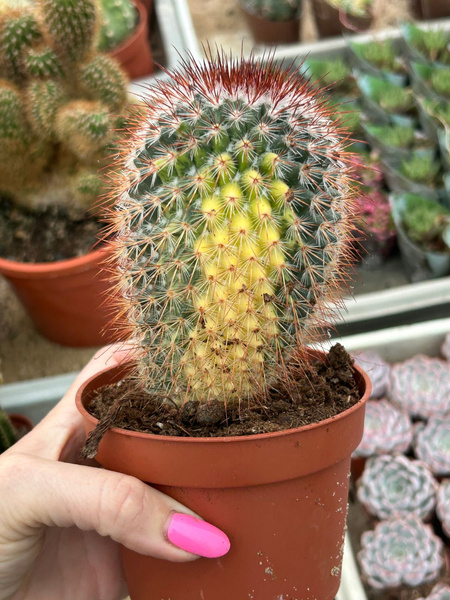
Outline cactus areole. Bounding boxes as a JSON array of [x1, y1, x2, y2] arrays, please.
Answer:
[[108, 53, 360, 407]]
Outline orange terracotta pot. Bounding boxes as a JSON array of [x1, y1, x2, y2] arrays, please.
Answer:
[[241, 7, 301, 44], [76, 350, 371, 600], [311, 0, 372, 37], [110, 0, 154, 80], [0, 247, 117, 347]]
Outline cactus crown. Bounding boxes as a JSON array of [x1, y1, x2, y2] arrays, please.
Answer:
[[107, 52, 360, 405], [239, 0, 302, 21], [0, 0, 129, 213]]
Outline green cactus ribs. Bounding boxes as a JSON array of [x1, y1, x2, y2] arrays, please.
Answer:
[[109, 52, 360, 405]]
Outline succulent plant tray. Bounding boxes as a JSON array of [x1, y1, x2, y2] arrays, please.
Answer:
[[328, 317, 450, 600]]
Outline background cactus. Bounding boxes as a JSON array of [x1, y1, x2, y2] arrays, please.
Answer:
[[0, 0, 129, 215], [239, 0, 302, 20], [98, 0, 137, 52], [353, 351, 391, 398], [353, 399, 413, 458], [417, 583, 450, 600], [430, 68, 450, 100], [414, 415, 450, 477], [358, 516, 444, 590], [365, 123, 416, 149], [389, 355, 450, 419], [400, 154, 440, 185], [352, 39, 403, 72], [107, 52, 360, 405], [400, 196, 450, 253], [0, 407, 18, 453], [436, 480, 450, 538], [357, 454, 437, 521]]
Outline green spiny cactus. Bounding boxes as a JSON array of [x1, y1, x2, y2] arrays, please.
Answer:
[[0, 408, 18, 454], [0, 0, 129, 214], [107, 53, 360, 405], [378, 85, 413, 113], [400, 154, 440, 184], [424, 99, 450, 127], [367, 123, 415, 148], [402, 194, 450, 251], [239, 0, 302, 21], [431, 68, 450, 100], [98, 0, 137, 51], [420, 29, 450, 64], [354, 39, 402, 72]]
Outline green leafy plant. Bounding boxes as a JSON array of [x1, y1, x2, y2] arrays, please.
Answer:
[[366, 123, 416, 148], [352, 39, 404, 73], [98, 0, 137, 52], [378, 85, 414, 113], [400, 154, 440, 184], [239, 0, 302, 20], [430, 68, 450, 100], [0, 407, 19, 454], [404, 24, 450, 65], [401, 195, 450, 253], [326, 0, 373, 17], [0, 0, 130, 216], [105, 52, 361, 405]]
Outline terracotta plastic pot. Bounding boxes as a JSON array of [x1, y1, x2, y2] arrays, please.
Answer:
[[241, 6, 301, 44], [76, 350, 371, 600], [109, 0, 154, 80], [311, 0, 372, 37], [0, 247, 117, 347], [420, 0, 450, 18]]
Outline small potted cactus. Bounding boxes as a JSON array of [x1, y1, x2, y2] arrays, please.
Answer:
[[238, 0, 302, 44], [356, 454, 437, 521], [436, 480, 450, 539], [402, 23, 450, 67], [358, 516, 445, 593], [414, 415, 450, 478], [355, 189, 397, 267], [362, 122, 434, 162], [99, 0, 154, 79], [75, 53, 372, 599], [0, 0, 131, 345], [410, 62, 450, 104], [348, 38, 407, 86], [382, 154, 443, 201], [311, 0, 373, 38], [356, 73, 416, 126], [303, 57, 356, 97]]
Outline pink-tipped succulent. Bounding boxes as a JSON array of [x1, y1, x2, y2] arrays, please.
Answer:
[[436, 479, 450, 538], [353, 399, 412, 458], [357, 454, 437, 521], [354, 351, 391, 398], [414, 415, 450, 477], [358, 516, 444, 590], [442, 333, 450, 361], [417, 583, 450, 600], [106, 51, 361, 404], [388, 356, 450, 419]]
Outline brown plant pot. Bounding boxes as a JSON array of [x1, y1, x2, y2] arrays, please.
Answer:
[[409, 0, 424, 19], [240, 6, 301, 45], [419, 0, 450, 18], [311, 0, 372, 37], [109, 0, 154, 80], [0, 247, 117, 347], [9, 413, 34, 437], [76, 350, 371, 600]]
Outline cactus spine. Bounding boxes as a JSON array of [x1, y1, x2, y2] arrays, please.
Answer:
[[107, 53, 360, 405]]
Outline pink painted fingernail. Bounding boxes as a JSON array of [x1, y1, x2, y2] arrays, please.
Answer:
[[167, 513, 230, 558]]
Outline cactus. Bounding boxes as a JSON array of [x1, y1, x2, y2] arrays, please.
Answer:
[[326, 0, 373, 17], [389, 355, 450, 419], [357, 454, 437, 521], [377, 84, 414, 114], [400, 154, 440, 185], [400, 195, 450, 253], [239, 0, 302, 20], [365, 123, 416, 149], [352, 39, 403, 73], [98, 0, 137, 51], [353, 399, 413, 458], [416, 28, 450, 64], [0, 0, 129, 214], [430, 68, 450, 100], [442, 332, 450, 361], [424, 99, 450, 128], [418, 583, 450, 600], [358, 516, 444, 590], [414, 415, 450, 477], [436, 480, 450, 539], [353, 351, 390, 398], [106, 52, 361, 404], [0, 407, 18, 453], [356, 190, 395, 248]]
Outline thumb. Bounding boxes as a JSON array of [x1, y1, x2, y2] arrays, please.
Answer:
[[2, 453, 230, 561]]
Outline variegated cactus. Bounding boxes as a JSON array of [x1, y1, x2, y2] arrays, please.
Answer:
[[353, 399, 412, 458], [107, 52, 360, 405], [358, 516, 444, 590], [417, 583, 450, 600], [354, 351, 390, 398], [388, 356, 450, 419], [436, 479, 450, 538], [414, 415, 450, 477], [357, 454, 437, 521]]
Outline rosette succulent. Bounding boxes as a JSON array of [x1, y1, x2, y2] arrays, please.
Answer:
[[354, 351, 391, 398], [414, 415, 450, 477], [358, 516, 444, 590], [353, 400, 413, 458], [357, 454, 437, 521], [389, 355, 450, 419], [106, 52, 361, 405], [436, 479, 450, 538], [417, 583, 450, 600]]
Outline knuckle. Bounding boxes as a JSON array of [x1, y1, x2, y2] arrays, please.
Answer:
[[98, 474, 149, 538]]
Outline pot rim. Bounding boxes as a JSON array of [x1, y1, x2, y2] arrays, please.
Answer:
[[76, 351, 371, 445], [109, 0, 149, 58]]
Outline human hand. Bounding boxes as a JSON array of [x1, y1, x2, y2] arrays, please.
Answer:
[[0, 345, 230, 600]]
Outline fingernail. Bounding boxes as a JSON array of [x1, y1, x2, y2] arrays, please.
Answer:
[[166, 513, 230, 558]]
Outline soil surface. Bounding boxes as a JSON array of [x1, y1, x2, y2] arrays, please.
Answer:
[[83, 344, 360, 455]]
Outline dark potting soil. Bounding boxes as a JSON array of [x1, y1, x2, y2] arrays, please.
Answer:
[[83, 344, 360, 456], [0, 196, 103, 263]]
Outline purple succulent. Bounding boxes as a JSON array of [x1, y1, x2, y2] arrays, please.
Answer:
[[354, 351, 391, 398], [358, 516, 444, 590], [417, 583, 450, 600], [388, 355, 450, 419], [357, 454, 437, 521], [436, 479, 450, 538], [442, 333, 450, 361], [414, 415, 450, 477], [353, 399, 413, 458]]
